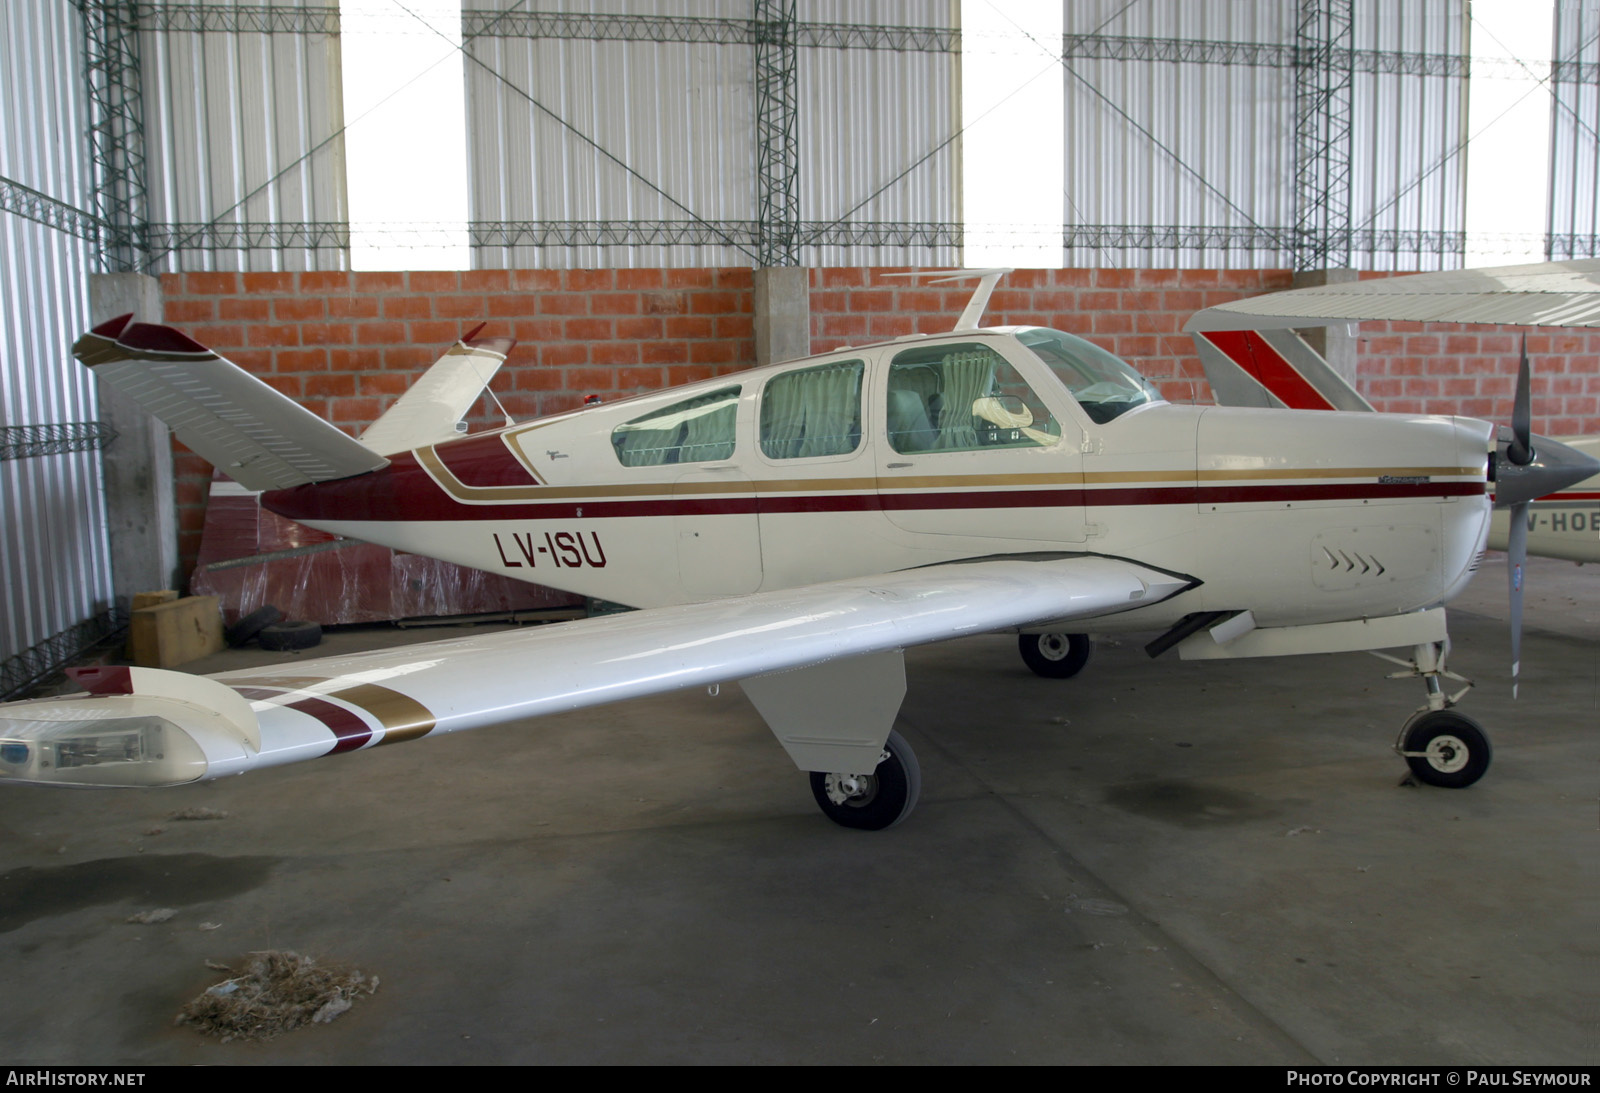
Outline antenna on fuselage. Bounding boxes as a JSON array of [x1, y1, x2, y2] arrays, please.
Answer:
[[882, 268, 1013, 332]]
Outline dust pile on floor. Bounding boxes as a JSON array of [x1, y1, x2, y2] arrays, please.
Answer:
[[176, 950, 378, 1042]]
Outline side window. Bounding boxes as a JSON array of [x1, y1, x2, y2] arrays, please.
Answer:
[[612, 386, 740, 467], [887, 343, 1061, 454], [760, 360, 864, 460]]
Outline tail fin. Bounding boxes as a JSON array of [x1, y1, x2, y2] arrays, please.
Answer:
[[1190, 327, 1374, 412], [73, 318, 388, 491], [357, 324, 514, 456]]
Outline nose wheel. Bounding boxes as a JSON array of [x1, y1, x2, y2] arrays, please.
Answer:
[[809, 729, 921, 830], [1018, 632, 1094, 679], [1396, 709, 1492, 788]]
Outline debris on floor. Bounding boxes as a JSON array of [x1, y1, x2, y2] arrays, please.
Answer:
[[176, 951, 378, 1042], [168, 807, 229, 821], [126, 908, 177, 924]]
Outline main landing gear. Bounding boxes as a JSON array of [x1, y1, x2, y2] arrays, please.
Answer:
[[1018, 632, 1094, 679], [1378, 641, 1492, 788], [809, 730, 921, 830]]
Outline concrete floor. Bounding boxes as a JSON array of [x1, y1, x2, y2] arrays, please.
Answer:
[[0, 556, 1594, 1065]]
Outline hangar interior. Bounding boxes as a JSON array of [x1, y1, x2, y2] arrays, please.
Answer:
[[0, 0, 1596, 1066]]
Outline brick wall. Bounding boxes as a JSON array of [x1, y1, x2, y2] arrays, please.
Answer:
[[160, 266, 1600, 582]]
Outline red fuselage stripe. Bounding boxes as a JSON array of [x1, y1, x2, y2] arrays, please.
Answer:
[[265, 480, 1484, 523]]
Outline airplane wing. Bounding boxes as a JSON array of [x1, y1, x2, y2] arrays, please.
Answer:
[[74, 314, 389, 491], [357, 330, 513, 456], [0, 555, 1192, 789], [1184, 258, 1600, 331]]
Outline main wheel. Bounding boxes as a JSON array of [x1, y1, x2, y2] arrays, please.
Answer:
[[1018, 632, 1093, 679], [1400, 710, 1492, 788], [809, 729, 921, 831]]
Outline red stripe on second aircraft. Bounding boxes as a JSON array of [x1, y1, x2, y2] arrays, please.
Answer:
[[1204, 330, 1337, 411]]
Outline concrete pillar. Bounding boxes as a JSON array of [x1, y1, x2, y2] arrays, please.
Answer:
[[89, 273, 180, 605], [1291, 268, 1359, 387], [753, 267, 810, 365]]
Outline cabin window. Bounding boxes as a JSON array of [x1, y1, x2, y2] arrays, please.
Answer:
[[760, 360, 864, 459], [611, 386, 740, 467], [886, 343, 1061, 454], [1016, 328, 1161, 423]]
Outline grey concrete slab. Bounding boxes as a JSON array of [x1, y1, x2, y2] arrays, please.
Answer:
[[0, 558, 1594, 1065]]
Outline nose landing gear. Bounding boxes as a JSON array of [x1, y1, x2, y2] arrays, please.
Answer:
[[1376, 641, 1491, 788]]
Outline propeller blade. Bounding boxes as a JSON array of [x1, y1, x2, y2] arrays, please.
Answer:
[[1493, 432, 1600, 508], [1507, 336, 1534, 466], [1507, 500, 1527, 699]]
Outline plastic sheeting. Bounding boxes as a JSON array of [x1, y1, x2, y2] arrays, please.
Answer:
[[189, 476, 578, 626]]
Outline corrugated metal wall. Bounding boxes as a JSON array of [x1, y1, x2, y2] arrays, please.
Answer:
[[462, 0, 961, 269], [1059, 0, 1468, 270], [139, 0, 348, 273], [0, 1, 115, 696], [1548, 0, 1600, 259]]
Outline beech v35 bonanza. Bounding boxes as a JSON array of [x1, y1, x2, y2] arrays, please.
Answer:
[[2, 271, 1595, 829]]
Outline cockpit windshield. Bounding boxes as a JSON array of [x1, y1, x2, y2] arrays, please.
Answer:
[[1016, 328, 1163, 424]]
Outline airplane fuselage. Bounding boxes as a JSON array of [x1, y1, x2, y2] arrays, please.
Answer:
[[264, 327, 1495, 634]]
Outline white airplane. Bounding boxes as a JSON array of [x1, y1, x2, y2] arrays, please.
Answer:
[[1187, 260, 1600, 565], [2, 271, 1594, 830]]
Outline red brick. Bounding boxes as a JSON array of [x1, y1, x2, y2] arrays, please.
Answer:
[[510, 366, 566, 391], [357, 321, 406, 344], [512, 318, 564, 342], [1425, 357, 1461, 375], [275, 349, 329, 372], [592, 342, 641, 366], [643, 291, 687, 315], [220, 297, 270, 323], [868, 315, 914, 337], [566, 367, 617, 390], [616, 317, 664, 341], [515, 268, 566, 291], [160, 273, 183, 295], [382, 346, 433, 369], [690, 291, 742, 315], [306, 373, 357, 398], [641, 341, 689, 364], [330, 348, 382, 371], [1093, 269, 1136, 288], [435, 295, 487, 319], [409, 321, 462, 346], [462, 270, 511, 292], [616, 366, 665, 389], [666, 316, 713, 339], [846, 291, 893, 313], [354, 272, 405, 293], [383, 296, 432, 320], [714, 268, 753, 290], [591, 293, 641, 315], [274, 297, 326, 321], [409, 271, 459, 292], [328, 296, 380, 319], [564, 317, 612, 340], [186, 272, 238, 295], [230, 349, 271, 372], [299, 322, 352, 346], [666, 269, 714, 289], [715, 315, 753, 339], [689, 341, 737, 364], [566, 269, 614, 291], [539, 293, 588, 316], [667, 365, 717, 386], [544, 344, 589, 367], [240, 272, 292, 294], [299, 271, 352, 293], [488, 294, 541, 317], [164, 298, 215, 323], [616, 269, 663, 290]]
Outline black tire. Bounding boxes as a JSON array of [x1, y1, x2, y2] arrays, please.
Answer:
[[809, 729, 921, 831], [225, 605, 283, 647], [1401, 710, 1492, 788], [1018, 632, 1093, 679], [257, 620, 323, 652]]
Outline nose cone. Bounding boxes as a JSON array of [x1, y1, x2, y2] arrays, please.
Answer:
[[1494, 432, 1600, 508]]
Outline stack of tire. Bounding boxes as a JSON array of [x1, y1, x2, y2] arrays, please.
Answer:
[[224, 606, 323, 651]]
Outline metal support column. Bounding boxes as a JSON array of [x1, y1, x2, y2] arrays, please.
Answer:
[[1293, 0, 1354, 271], [79, 0, 148, 272], [754, 0, 799, 268]]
